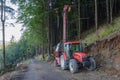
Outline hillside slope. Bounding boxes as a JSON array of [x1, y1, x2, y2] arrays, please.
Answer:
[[84, 17, 120, 75], [83, 17, 120, 44]]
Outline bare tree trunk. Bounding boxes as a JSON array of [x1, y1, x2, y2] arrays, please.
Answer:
[[47, 11, 50, 58], [41, 30, 44, 58], [78, 0, 81, 39], [42, 43, 45, 59], [35, 46, 38, 56], [41, 13, 45, 60], [95, 0, 98, 38], [113, 0, 116, 13], [110, 0, 113, 24], [38, 45, 41, 55], [1, 0, 6, 69], [50, 12, 52, 57], [44, 0, 50, 58], [47, 29, 50, 58], [106, 0, 109, 23]]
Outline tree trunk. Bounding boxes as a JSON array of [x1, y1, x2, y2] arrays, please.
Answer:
[[45, 0, 50, 58], [78, 0, 81, 39], [41, 21, 45, 60], [110, 0, 113, 24], [42, 24, 45, 59], [1, 0, 6, 69], [35, 46, 38, 56], [95, 0, 98, 38], [38, 45, 41, 55], [42, 43, 45, 59], [106, 0, 109, 23], [47, 11, 51, 58]]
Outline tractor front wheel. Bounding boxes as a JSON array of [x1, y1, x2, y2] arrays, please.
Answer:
[[60, 55, 67, 70], [69, 59, 78, 73], [87, 57, 96, 71]]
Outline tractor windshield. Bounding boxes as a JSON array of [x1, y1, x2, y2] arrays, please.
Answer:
[[69, 44, 83, 52], [64, 43, 83, 58]]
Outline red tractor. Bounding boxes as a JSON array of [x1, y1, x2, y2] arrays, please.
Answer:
[[54, 41, 96, 73], [54, 5, 96, 73]]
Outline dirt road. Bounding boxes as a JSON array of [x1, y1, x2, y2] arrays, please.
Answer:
[[12, 59, 72, 80], [11, 59, 120, 80]]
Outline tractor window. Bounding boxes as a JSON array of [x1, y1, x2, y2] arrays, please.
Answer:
[[64, 44, 71, 58], [71, 44, 83, 52], [64, 43, 83, 58]]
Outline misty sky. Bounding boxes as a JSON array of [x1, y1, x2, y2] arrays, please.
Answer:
[[0, 0, 23, 42]]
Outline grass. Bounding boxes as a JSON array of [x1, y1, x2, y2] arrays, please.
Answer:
[[35, 53, 54, 62], [35, 54, 48, 61], [24, 59, 30, 64], [82, 17, 120, 45], [35, 55, 43, 60]]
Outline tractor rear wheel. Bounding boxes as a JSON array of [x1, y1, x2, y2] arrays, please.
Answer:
[[69, 59, 78, 73], [54, 59, 58, 67], [87, 57, 96, 71], [60, 55, 67, 70]]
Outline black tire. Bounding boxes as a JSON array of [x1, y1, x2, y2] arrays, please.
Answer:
[[60, 55, 67, 70], [54, 59, 58, 67], [69, 59, 78, 73], [87, 57, 96, 71]]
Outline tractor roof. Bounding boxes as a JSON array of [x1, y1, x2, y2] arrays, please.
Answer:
[[64, 41, 80, 44]]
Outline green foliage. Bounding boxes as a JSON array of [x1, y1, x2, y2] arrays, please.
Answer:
[[5, 43, 24, 65], [1, 0, 50, 67], [7, 0, 120, 66], [11, 0, 48, 48], [0, 37, 37, 69], [83, 17, 120, 45], [100, 19, 120, 39], [35, 55, 44, 61], [24, 59, 30, 64]]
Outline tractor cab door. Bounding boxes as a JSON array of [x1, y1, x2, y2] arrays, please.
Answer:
[[64, 44, 73, 59]]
